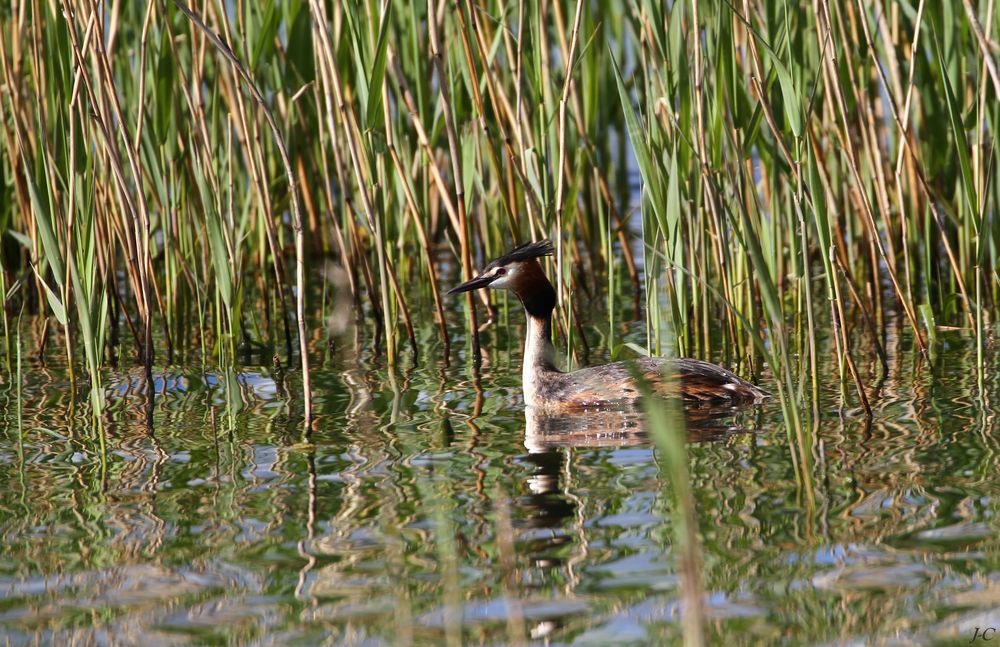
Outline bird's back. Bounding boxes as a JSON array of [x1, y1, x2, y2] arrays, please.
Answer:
[[528, 357, 767, 409]]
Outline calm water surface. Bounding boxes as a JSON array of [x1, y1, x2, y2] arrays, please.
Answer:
[[1, 318, 999, 646]]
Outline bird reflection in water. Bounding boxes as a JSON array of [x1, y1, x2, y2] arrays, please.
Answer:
[[515, 403, 759, 537], [524, 403, 756, 452], [516, 404, 759, 530], [510, 404, 759, 638]]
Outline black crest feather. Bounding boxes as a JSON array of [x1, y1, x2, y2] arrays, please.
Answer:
[[484, 240, 555, 270]]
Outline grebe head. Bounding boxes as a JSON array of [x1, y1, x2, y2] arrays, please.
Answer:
[[447, 240, 555, 296]]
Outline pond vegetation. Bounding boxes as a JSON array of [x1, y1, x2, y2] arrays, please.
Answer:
[[1, 0, 999, 644]]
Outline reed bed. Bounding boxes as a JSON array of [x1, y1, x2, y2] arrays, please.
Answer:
[[0, 0, 997, 428]]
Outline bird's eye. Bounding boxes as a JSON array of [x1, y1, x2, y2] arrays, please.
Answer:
[[495, 268, 507, 276]]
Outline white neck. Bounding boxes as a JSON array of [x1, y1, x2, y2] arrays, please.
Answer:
[[522, 314, 556, 407]]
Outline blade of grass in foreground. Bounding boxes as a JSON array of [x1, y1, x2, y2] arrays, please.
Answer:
[[630, 366, 705, 647]]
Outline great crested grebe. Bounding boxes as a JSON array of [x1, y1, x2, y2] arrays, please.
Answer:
[[449, 240, 767, 409]]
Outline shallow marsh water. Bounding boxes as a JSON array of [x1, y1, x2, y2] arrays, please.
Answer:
[[1, 317, 999, 646]]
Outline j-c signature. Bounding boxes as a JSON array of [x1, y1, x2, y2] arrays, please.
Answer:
[[972, 627, 999, 643]]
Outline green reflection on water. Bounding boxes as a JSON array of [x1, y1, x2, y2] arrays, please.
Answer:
[[0, 321, 999, 646]]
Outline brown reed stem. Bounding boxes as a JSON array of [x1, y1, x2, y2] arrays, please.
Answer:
[[174, 0, 312, 427], [428, 0, 480, 366]]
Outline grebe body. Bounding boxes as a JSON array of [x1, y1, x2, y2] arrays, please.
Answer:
[[449, 240, 767, 410]]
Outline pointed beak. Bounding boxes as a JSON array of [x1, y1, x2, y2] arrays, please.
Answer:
[[448, 273, 493, 295]]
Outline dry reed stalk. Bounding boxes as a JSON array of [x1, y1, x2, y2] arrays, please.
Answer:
[[553, 0, 584, 315], [816, 0, 926, 355], [832, 255, 873, 415], [174, 0, 312, 426], [850, 0, 976, 331], [388, 55, 462, 235], [383, 99, 450, 358], [449, 1, 518, 237], [463, 1, 545, 223], [427, 0, 480, 365], [688, 0, 737, 353], [547, 0, 640, 299], [513, 0, 543, 242], [213, 0, 294, 356], [962, 0, 1000, 97], [309, 0, 407, 362], [61, 0, 154, 380]]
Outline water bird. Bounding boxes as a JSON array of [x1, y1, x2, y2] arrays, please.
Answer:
[[448, 240, 767, 409]]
